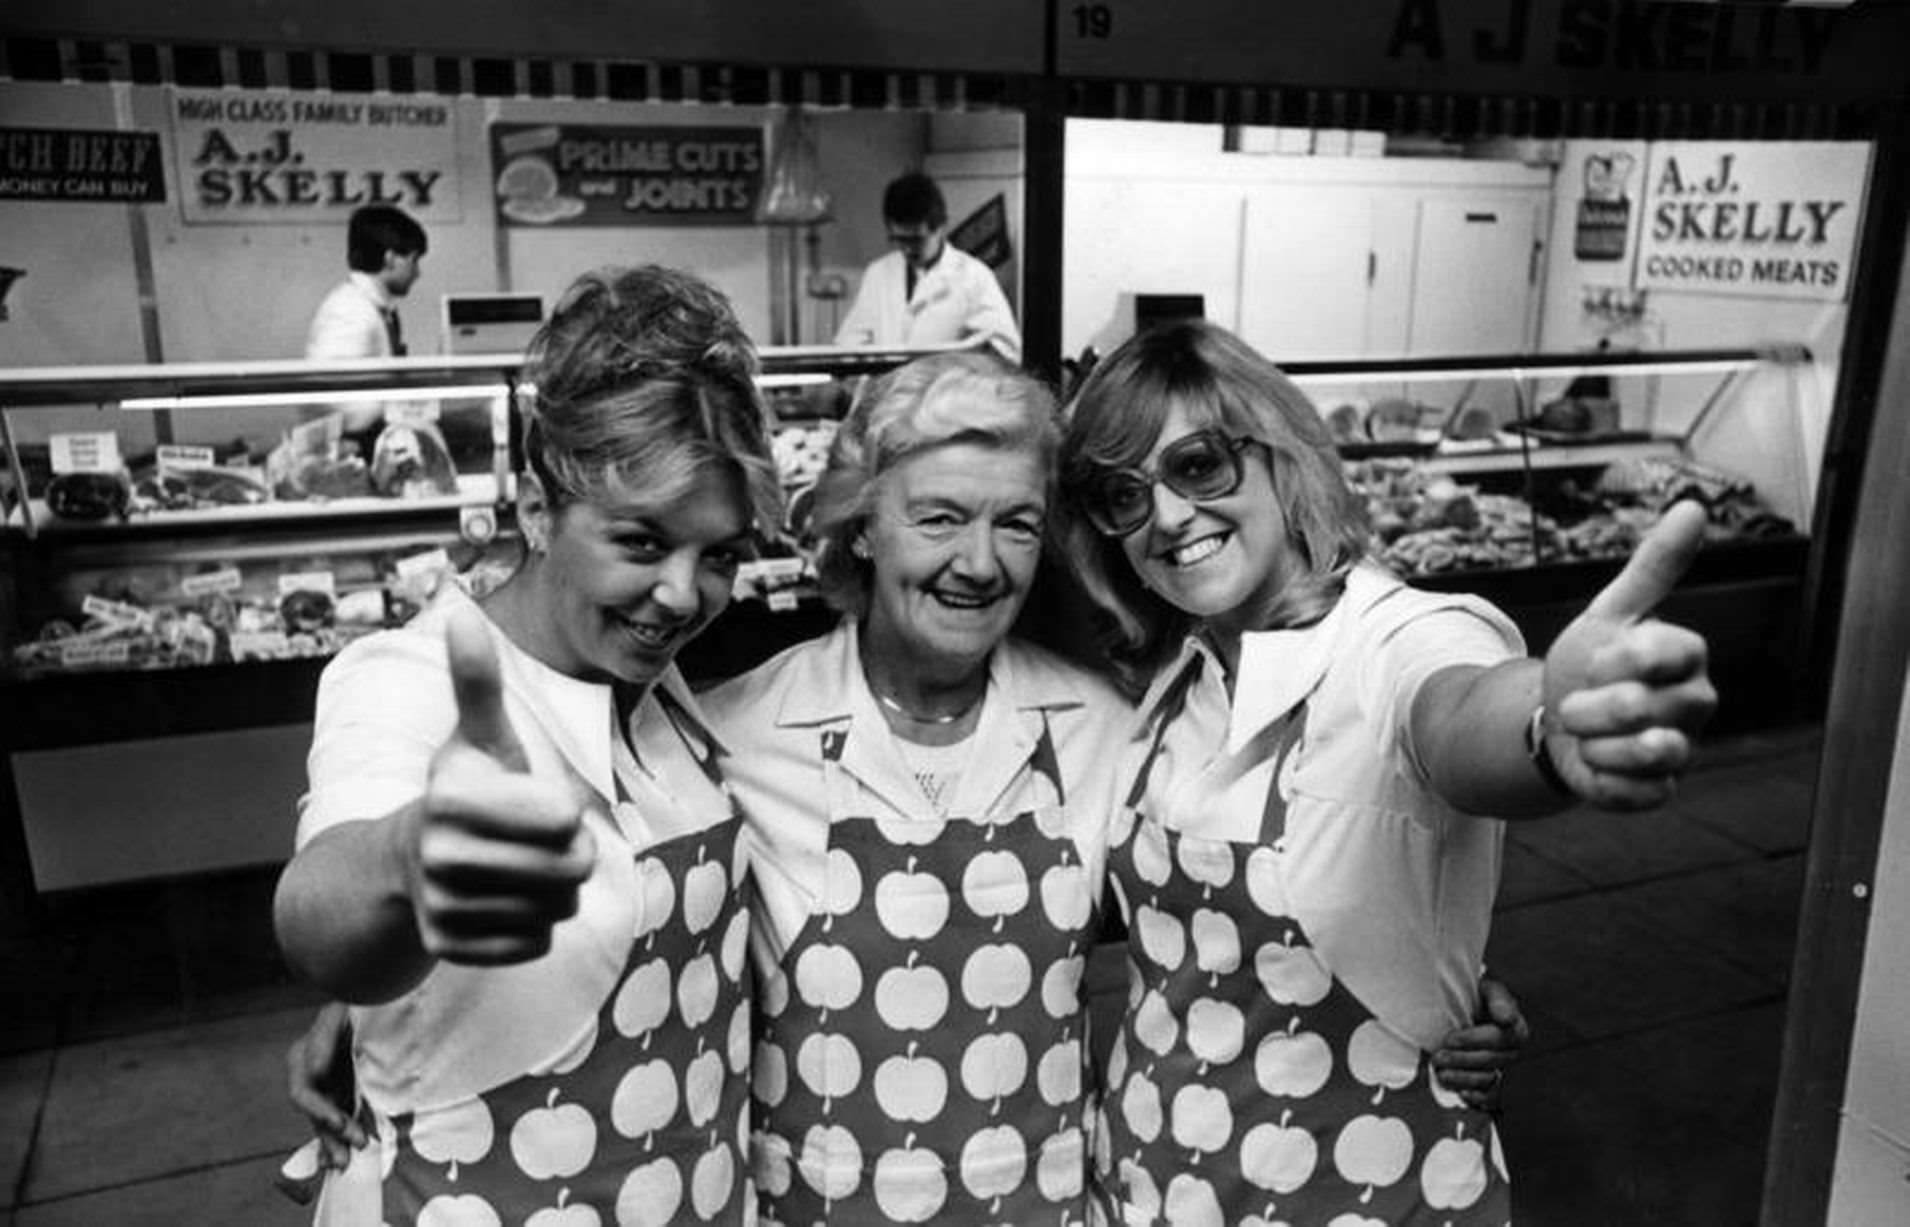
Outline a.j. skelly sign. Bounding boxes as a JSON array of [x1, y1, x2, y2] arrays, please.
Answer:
[[490, 123, 764, 228], [169, 89, 461, 225], [1636, 142, 1869, 304]]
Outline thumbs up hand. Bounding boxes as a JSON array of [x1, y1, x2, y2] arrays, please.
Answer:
[[402, 608, 597, 965], [1539, 501, 1719, 809]]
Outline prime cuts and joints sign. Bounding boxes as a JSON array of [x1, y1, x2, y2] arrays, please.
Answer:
[[1636, 141, 1868, 303], [169, 88, 460, 225]]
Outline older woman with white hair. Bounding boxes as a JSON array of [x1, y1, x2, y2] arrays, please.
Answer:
[[702, 351, 1130, 1225]]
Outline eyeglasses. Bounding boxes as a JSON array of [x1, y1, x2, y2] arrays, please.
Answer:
[[1079, 429, 1256, 537]]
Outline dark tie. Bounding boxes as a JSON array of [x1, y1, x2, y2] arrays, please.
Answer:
[[383, 308, 406, 356]]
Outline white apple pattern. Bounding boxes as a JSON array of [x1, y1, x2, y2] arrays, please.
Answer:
[[510, 1088, 596, 1180], [1254, 936, 1331, 1006], [524, 1188, 601, 1227], [753, 1038, 789, 1108], [1420, 1122, 1488, 1210], [684, 1043, 726, 1127], [611, 958, 673, 1041], [726, 1000, 750, 1074], [1186, 997, 1245, 1072], [1244, 846, 1290, 917], [1132, 988, 1181, 1056], [962, 850, 1030, 932], [1240, 1110, 1318, 1194], [1135, 904, 1187, 972], [676, 950, 720, 1030], [1039, 856, 1092, 930], [1131, 824, 1172, 887], [1164, 1172, 1225, 1227], [874, 1042, 950, 1123], [960, 1032, 1030, 1106], [872, 815, 940, 847], [719, 907, 749, 981], [1346, 1020, 1417, 1103], [757, 1139, 793, 1197], [873, 1135, 948, 1223], [799, 1123, 862, 1200], [960, 1124, 1028, 1200], [1325, 1217, 1386, 1227], [631, 857, 676, 946], [681, 846, 728, 936], [1332, 1113, 1414, 1194], [874, 857, 951, 941], [691, 1140, 737, 1220], [1036, 1123, 1084, 1201], [417, 1193, 502, 1226], [1106, 1031, 1129, 1088], [875, 953, 950, 1031], [1169, 1084, 1232, 1163], [1492, 1120, 1508, 1179], [610, 1059, 679, 1143], [1190, 907, 1242, 986], [1117, 1157, 1163, 1219], [615, 1155, 685, 1226], [1041, 952, 1085, 1019], [759, 963, 790, 1018], [961, 943, 1033, 1021], [820, 848, 864, 931], [412, 1097, 495, 1180], [1121, 1070, 1164, 1142], [797, 1032, 863, 1110], [1175, 838, 1235, 897], [1036, 1036, 1083, 1106], [793, 943, 863, 1017], [1254, 1018, 1334, 1099]]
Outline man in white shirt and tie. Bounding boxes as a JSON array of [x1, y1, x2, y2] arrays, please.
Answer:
[[305, 205, 428, 438]]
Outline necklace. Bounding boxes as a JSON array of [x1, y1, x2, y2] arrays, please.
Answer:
[[873, 684, 983, 726]]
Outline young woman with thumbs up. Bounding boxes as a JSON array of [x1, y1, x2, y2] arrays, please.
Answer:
[[1055, 319, 1717, 1225], [272, 265, 781, 1226]]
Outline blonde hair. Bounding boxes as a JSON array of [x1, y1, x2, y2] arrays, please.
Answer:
[[1058, 319, 1370, 689], [810, 352, 1059, 615], [522, 265, 782, 534]]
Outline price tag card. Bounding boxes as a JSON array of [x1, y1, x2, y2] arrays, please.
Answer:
[[278, 571, 338, 598], [180, 567, 245, 598], [386, 402, 442, 427], [156, 444, 218, 474], [59, 640, 132, 668], [229, 630, 292, 661], [49, 432, 122, 475], [767, 591, 800, 612], [395, 548, 453, 583], [81, 594, 157, 629]]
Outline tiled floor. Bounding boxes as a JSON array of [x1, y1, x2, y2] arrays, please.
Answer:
[[0, 723, 1820, 1225]]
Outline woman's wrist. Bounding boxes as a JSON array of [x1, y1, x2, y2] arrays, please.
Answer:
[[1524, 704, 1575, 800]]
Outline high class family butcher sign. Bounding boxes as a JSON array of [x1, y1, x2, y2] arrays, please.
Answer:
[[169, 88, 461, 225]]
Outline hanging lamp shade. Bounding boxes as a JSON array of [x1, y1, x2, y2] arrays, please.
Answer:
[[756, 105, 833, 226]]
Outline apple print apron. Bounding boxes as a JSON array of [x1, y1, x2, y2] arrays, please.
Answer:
[[1097, 659, 1510, 1226], [372, 689, 755, 1227], [752, 719, 1098, 1225]]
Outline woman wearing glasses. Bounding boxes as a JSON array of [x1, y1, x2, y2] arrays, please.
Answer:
[[1057, 319, 1715, 1225]]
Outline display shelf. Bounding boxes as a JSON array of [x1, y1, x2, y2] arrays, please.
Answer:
[[1420, 436, 1685, 477]]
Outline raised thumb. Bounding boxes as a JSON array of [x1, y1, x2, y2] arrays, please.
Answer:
[[446, 607, 530, 773]]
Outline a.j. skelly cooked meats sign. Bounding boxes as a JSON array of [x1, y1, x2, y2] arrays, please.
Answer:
[[490, 123, 764, 227], [1636, 141, 1869, 304], [169, 88, 460, 225]]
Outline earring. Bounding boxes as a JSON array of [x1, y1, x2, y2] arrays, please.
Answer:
[[851, 537, 871, 560]]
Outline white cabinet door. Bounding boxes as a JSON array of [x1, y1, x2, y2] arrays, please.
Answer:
[[1407, 196, 1543, 355], [1238, 188, 1376, 361]]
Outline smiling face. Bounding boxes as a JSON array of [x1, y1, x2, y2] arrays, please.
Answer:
[[1119, 402, 1298, 641], [512, 468, 750, 687], [860, 441, 1047, 682]]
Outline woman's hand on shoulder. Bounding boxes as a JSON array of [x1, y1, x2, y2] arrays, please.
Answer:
[[1540, 501, 1718, 810]]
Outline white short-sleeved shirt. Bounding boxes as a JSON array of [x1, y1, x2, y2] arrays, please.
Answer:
[[1130, 563, 1525, 1048], [297, 584, 734, 1114], [698, 619, 1133, 973], [833, 247, 1022, 363]]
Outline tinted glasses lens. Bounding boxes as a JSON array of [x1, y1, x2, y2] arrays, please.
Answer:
[[1160, 432, 1243, 500], [1088, 471, 1153, 536]]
